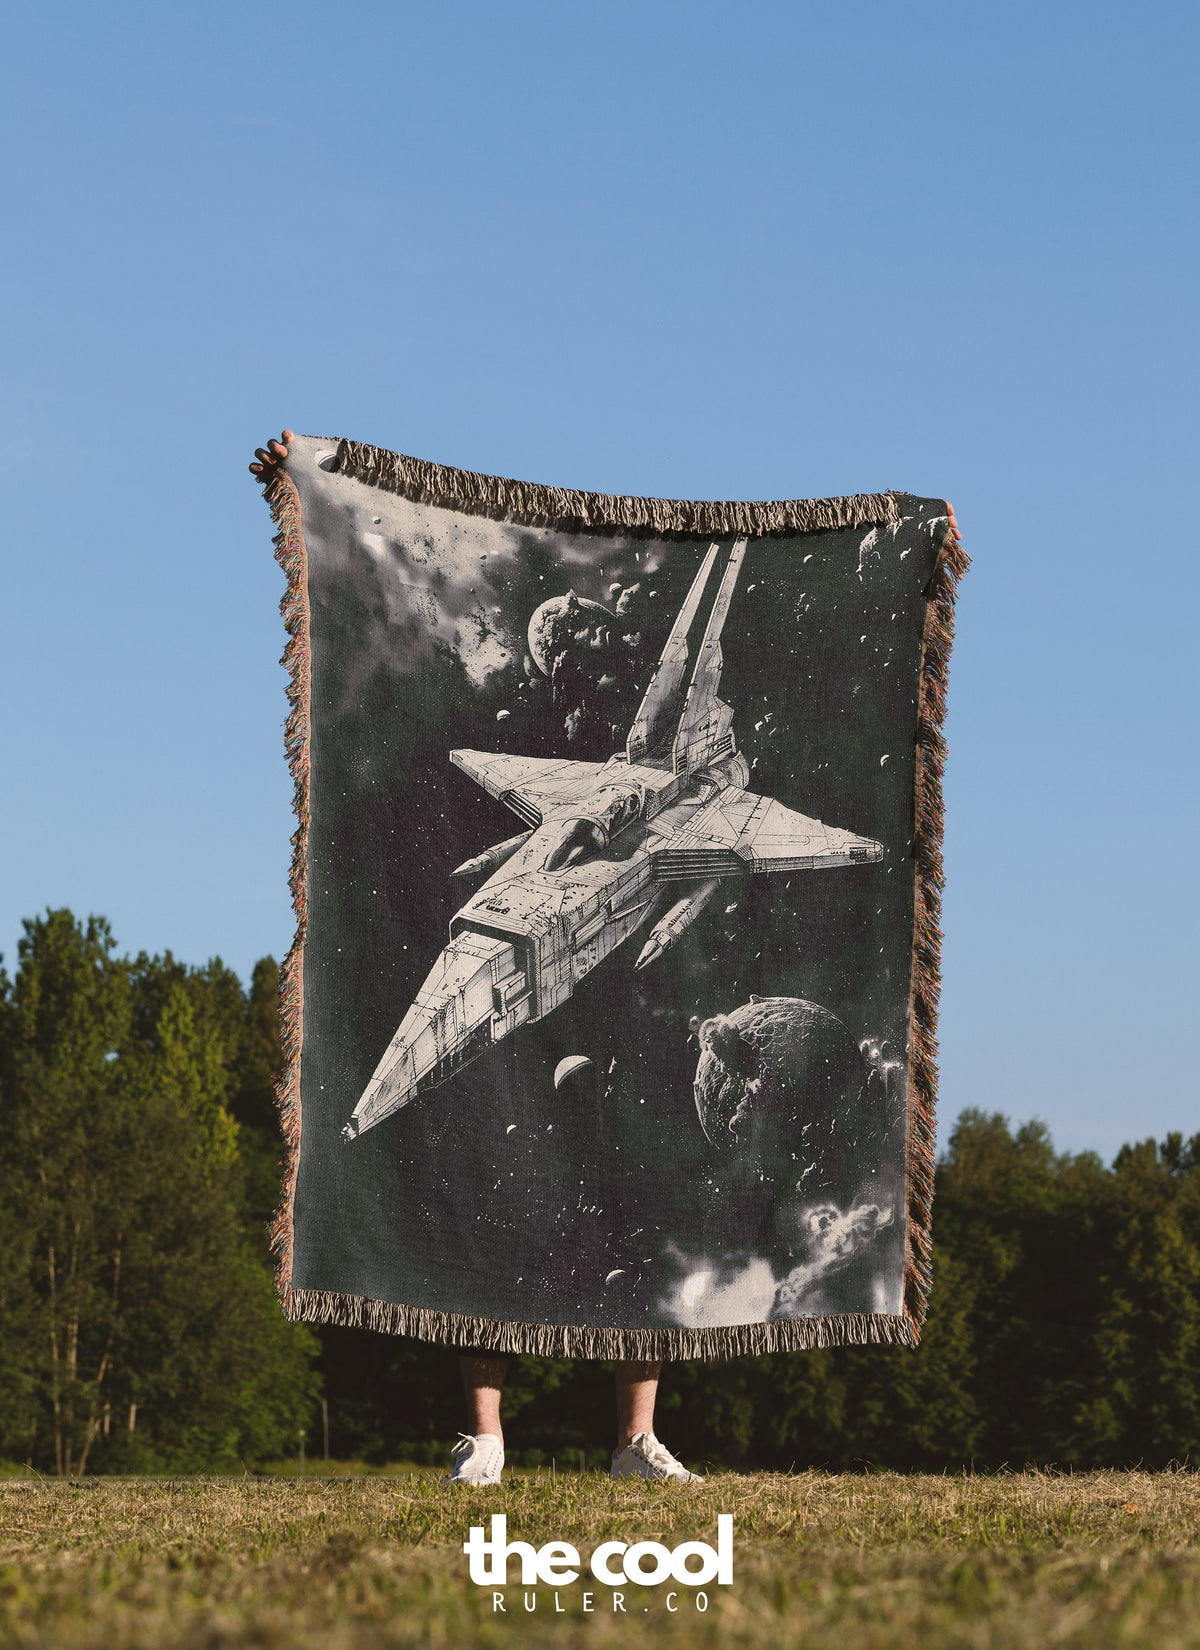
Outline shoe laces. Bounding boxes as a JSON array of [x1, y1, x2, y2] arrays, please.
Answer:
[[634, 1432, 677, 1471], [453, 1432, 500, 1462]]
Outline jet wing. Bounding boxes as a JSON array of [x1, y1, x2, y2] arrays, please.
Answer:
[[450, 749, 611, 828], [649, 790, 884, 879]]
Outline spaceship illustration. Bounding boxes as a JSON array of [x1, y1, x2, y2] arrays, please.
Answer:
[[343, 538, 884, 1139]]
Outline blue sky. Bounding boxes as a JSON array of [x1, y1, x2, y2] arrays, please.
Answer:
[[2, 2, 1195, 1157]]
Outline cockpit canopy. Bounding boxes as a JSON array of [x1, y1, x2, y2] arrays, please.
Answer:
[[541, 783, 643, 872], [542, 816, 605, 871], [594, 782, 642, 836]]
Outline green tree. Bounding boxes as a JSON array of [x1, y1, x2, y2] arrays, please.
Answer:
[[0, 910, 318, 1474], [1075, 1139, 1200, 1464], [228, 956, 287, 1229]]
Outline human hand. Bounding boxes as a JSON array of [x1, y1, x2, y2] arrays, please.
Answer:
[[249, 430, 295, 479]]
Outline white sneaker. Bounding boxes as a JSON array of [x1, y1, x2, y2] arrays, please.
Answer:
[[610, 1432, 702, 1482], [446, 1432, 504, 1485]]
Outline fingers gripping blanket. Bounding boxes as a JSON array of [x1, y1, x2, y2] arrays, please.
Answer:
[[262, 437, 967, 1358]]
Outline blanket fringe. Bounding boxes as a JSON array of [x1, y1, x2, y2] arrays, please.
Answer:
[[264, 467, 310, 1302], [903, 510, 970, 1334], [332, 438, 902, 538], [281, 1287, 918, 1359]]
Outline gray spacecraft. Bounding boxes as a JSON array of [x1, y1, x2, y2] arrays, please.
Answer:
[[343, 537, 883, 1140]]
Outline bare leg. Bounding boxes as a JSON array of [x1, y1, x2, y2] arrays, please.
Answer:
[[459, 1354, 508, 1443], [615, 1359, 662, 1448]]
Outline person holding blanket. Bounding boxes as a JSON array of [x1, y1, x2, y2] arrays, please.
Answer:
[[250, 433, 963, 1486], [252, 433, 700, 1486]]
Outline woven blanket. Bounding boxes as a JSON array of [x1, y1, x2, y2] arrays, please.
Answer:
[[262, 438, 967, 1358]]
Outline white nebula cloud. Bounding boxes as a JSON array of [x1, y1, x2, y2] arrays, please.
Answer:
[[773, 1202, 893, 1316], [666, 1257, 778, 1327], [659, 1197, 894, 1328]]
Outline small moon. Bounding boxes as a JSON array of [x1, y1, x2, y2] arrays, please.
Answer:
[[880, 754, 890, 765], [496, 709, 511, 721], [554, 1055, 593, 1089], [506, 1124, 516, 1133], [605, 1269, 626, 1286]]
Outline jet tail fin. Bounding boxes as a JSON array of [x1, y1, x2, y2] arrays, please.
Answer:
[[625, 543, 720, 765], [670, 536, 748, 776]]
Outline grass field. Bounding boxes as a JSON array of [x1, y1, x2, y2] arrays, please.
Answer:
[[4, 1468, 1200, 1648]]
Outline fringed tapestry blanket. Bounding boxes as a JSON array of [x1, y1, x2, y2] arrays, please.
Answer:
[[261, 436, 967, 1358]]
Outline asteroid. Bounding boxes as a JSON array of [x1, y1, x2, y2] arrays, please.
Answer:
[[527, 591, 616, 677], [692, 996, 884, 1199]]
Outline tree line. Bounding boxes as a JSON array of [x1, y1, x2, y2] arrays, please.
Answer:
[[0, 910, 318, 1474], [2, 909, 1197, 1474]]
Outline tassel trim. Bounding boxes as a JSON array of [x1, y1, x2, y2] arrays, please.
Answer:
[[331, 438, 902, 537], [902, 509, 970, 1334], [264, 467, 309, 1303], [281, 1287, 917, 1359]]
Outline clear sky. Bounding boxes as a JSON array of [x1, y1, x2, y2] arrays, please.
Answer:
[[2, 2, 1195, 1158]]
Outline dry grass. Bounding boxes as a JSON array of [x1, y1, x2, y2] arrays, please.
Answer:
[[3, 1469, 1200, 1647]]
